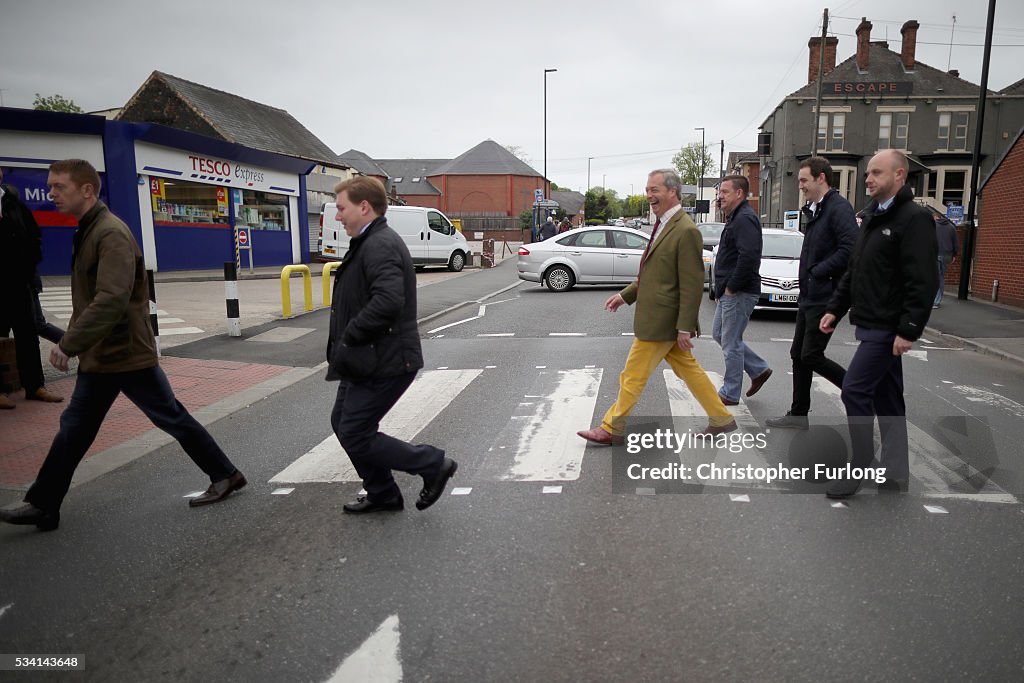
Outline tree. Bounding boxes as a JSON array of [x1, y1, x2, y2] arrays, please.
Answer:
[[623, 195, 648, 217], [504, 144, 532, 166], [519, 209, 533, 230], [672, 143, 717, 185], [33, 93, 84, 113], [584, 187, 623, 223]]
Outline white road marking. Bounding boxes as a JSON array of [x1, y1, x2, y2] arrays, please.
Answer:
[[159, 327, 205, 336], [478, 305, 486, 316], [183, 491, 204, 498], [585, 364, 596, 368], [485, 365, 497, 368], [271, 369, 482, 483], [729, 494, 751, 502], [0, 604, 12, 621], [621, 332, 634, 336], [437, 366, 449, 370], [271, 488, 294, 495], [636, 487, 656, 495], [951, 385, 1024, 419], [831, 501, 849, 509], [488, 368, 603, 481], [156, 317, 185, 324], [942, 380, 954, 384], [770, 338, 793, 342], [478, 333, 514, 337], [542, 486, 563, 494], [921, 338, 934, 344], [327, 614, 401, 683], [246, 327, 315, 343], [924, 505, 949, 514], [535, 365, 546, 369], [549, 333, 586, 336], [451, 487, 472, 495], [905, 350, 928, 361], [427, 315, 480, 333]]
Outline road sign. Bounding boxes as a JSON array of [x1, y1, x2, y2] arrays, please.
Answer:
[[534, 189, 544, 203], [238, 229, 249, 247], [784, 210, 801, 231], [946, 204, 964, 225]]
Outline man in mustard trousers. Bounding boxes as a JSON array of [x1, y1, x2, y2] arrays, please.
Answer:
[[578, 168, 736, 445]]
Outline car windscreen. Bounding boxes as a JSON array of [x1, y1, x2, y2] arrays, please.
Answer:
[[762, 233, 803, 259]]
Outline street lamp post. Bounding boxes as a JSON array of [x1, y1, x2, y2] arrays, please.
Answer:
[[695, 127, 705, 220], [543, 68, 557, 195]]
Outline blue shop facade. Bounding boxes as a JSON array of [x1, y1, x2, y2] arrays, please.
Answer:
[[0, 108, 314, 275]]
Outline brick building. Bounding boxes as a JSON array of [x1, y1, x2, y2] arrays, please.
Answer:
[[971, 125, 1024, 307]]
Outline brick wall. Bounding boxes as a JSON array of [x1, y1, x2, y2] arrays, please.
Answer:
[[429, 174, 546, 217], [397, 194, 442, 210], [972, 134, 1024, 307]]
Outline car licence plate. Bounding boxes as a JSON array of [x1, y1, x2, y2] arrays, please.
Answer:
[[769, 294, 798, 303]]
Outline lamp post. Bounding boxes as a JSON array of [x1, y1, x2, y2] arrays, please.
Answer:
[[695, 127, 705, 220], [543, 68, 557, 196]]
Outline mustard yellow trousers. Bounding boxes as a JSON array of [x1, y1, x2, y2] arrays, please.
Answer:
[[601, 339, 733, 435]]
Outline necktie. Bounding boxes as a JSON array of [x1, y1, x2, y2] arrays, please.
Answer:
[[636, 218, 662, 284]]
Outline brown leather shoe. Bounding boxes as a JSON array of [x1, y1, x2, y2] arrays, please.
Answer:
[[27, 387, 63, 403], [700, 419, 738, 435], [0, 394, 14, 410], [577, 426, 624, 446], [189, 471, 247, 507], [745, 369, 773, 397]]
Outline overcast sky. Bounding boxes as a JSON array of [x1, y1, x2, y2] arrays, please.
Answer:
[[3, 0, 1022, 197]]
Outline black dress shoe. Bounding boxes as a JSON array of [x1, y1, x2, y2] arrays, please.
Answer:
[[0, 503, 60, 531], [343, 494, 404, 514], [765, 412, 809, 430], [416, 457, 458, 511], [189, 470, 247, 507], [826, 477, 862, 499]]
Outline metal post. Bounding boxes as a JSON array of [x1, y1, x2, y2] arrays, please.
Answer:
[[146, 269, 160, 357], [543, 68, 557, 192], [224, 262, 241, 337], [695, 127, 705, 220], [958, 0, 996, 300]]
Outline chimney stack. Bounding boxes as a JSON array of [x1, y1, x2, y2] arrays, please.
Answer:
[[807, 36, 840, 83], [856, 18, 873, 72], [901, 20, 920, 70]]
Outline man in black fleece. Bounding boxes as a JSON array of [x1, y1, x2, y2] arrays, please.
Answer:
[[820, 150, 937, 498]]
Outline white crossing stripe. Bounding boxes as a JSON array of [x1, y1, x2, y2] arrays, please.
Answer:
[[485, 368, 603, 481], [811, 378, 1016, 503], [270, 369, 482, 483], [158, 326, 204, 336], [246, 327, 315, 343]]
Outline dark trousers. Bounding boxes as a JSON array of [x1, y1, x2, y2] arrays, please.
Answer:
[[840, 327, 909, 482], [26, 365, 237, 512], [32, 289, 65, 345], [331, 371, 444, 502], [0, 283, 44, 395], [789, 304, 847, 415]]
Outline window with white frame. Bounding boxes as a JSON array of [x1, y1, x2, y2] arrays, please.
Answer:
[[816, 113, 846, 153], [878, 112, 910, 150], [938, 112, 970, 151]]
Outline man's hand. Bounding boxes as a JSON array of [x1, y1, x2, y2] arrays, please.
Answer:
[[676, 331, 693, 351], [819, 313, 837, 334], [724, 287, 735, 297], [49, 346, 70, 372], [605, 293, 626, 312], [893, 336, 913, 356]]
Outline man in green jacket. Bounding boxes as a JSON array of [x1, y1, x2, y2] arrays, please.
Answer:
[[578, 169, 736, 445], [0, 159, 246, 532]]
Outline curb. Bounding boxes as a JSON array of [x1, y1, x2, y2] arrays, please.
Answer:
[[924, 325, 1024, 367]]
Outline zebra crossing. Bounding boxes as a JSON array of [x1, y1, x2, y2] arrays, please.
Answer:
[[269, 365, 1019, 504], [37, 286, 204, 337]]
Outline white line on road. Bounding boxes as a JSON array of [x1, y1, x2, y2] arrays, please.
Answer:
[[478, 333, 514, 337], [951, 385, 1024, 419], [924, 505, 949, 514], [327, 614, 401, 683], [451, 487, 473, 495], [427, 315, 480, 334], [271, 488, 294, 495], [770, 338, 793, 342], [549, 333, 586, 336], [543, 486, 563, 494], [0, 604, 11, 621], [158, 327, 205, 336]]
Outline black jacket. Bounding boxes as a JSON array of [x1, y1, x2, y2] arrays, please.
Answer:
[[0, 183, 42, 288], [798, 188, 858, 307], [827, 185, 937, 340], [713, 200, 761, 298], [326, 216, 423, 381]]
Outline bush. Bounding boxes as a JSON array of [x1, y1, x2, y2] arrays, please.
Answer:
[[585, 218, 605, 226]]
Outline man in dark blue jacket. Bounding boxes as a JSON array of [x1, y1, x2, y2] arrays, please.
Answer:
[[767, 157, 856, 429], [712, 175, 772, 405], [820, 150, 937, 498], [326, 176, 457, 514]]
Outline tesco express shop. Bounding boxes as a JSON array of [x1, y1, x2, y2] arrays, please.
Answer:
[[0, 108, 313, 275]]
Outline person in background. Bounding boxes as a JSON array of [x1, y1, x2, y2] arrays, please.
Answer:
[[540, 215, 557, 240], [933, 212, 959, 308]]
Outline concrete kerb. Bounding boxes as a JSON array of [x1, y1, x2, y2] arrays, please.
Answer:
[[924, 325, 1024, 368]]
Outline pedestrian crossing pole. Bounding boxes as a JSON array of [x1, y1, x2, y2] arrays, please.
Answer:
[[234, 225, 241, 272], [224, 262, 241, 337], [147, 269, 161, 357]]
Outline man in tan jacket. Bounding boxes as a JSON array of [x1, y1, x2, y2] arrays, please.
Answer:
[[578, 169, 736, 445], [0, 160, 246, 532]]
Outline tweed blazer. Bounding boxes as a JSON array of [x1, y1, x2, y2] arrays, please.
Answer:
[[619, 210, 704, 341]]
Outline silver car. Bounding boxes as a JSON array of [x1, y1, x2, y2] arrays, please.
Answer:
[[517, 226, 650, 292], [696, 222, 725, 286]]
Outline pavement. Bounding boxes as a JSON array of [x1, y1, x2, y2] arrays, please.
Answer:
[[3, 259, 1022, 502]]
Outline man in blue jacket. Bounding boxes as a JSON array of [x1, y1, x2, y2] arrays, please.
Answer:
[[820, 150, 937, 498], [712, 175, 772, 405], [326, 176, 457, 514], [767, 157, 856, 429]]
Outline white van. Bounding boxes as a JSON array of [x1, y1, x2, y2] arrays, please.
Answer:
[[320, 204, 469, 272]]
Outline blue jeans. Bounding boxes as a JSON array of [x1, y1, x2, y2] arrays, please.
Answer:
[[712, 291, 769, 402], [934, 257, 951, 306], [26, 365, 238, 512]]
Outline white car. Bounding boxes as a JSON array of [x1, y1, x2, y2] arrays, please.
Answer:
[[708, 228, 803, 310], [517, 226, 650, 292]]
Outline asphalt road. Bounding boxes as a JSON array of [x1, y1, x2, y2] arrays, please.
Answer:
[[3, 278, 1024, 681]]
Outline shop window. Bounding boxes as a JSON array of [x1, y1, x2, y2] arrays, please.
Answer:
[[237, 189, 289, 231], [152, 179, 226, 227]]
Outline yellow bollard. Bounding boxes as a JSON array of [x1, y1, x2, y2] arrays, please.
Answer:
[[280, 265, 312, 318], [322, 261, 341, 307]]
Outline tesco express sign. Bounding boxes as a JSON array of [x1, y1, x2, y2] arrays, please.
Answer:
[[189, 155, 265, 184]]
